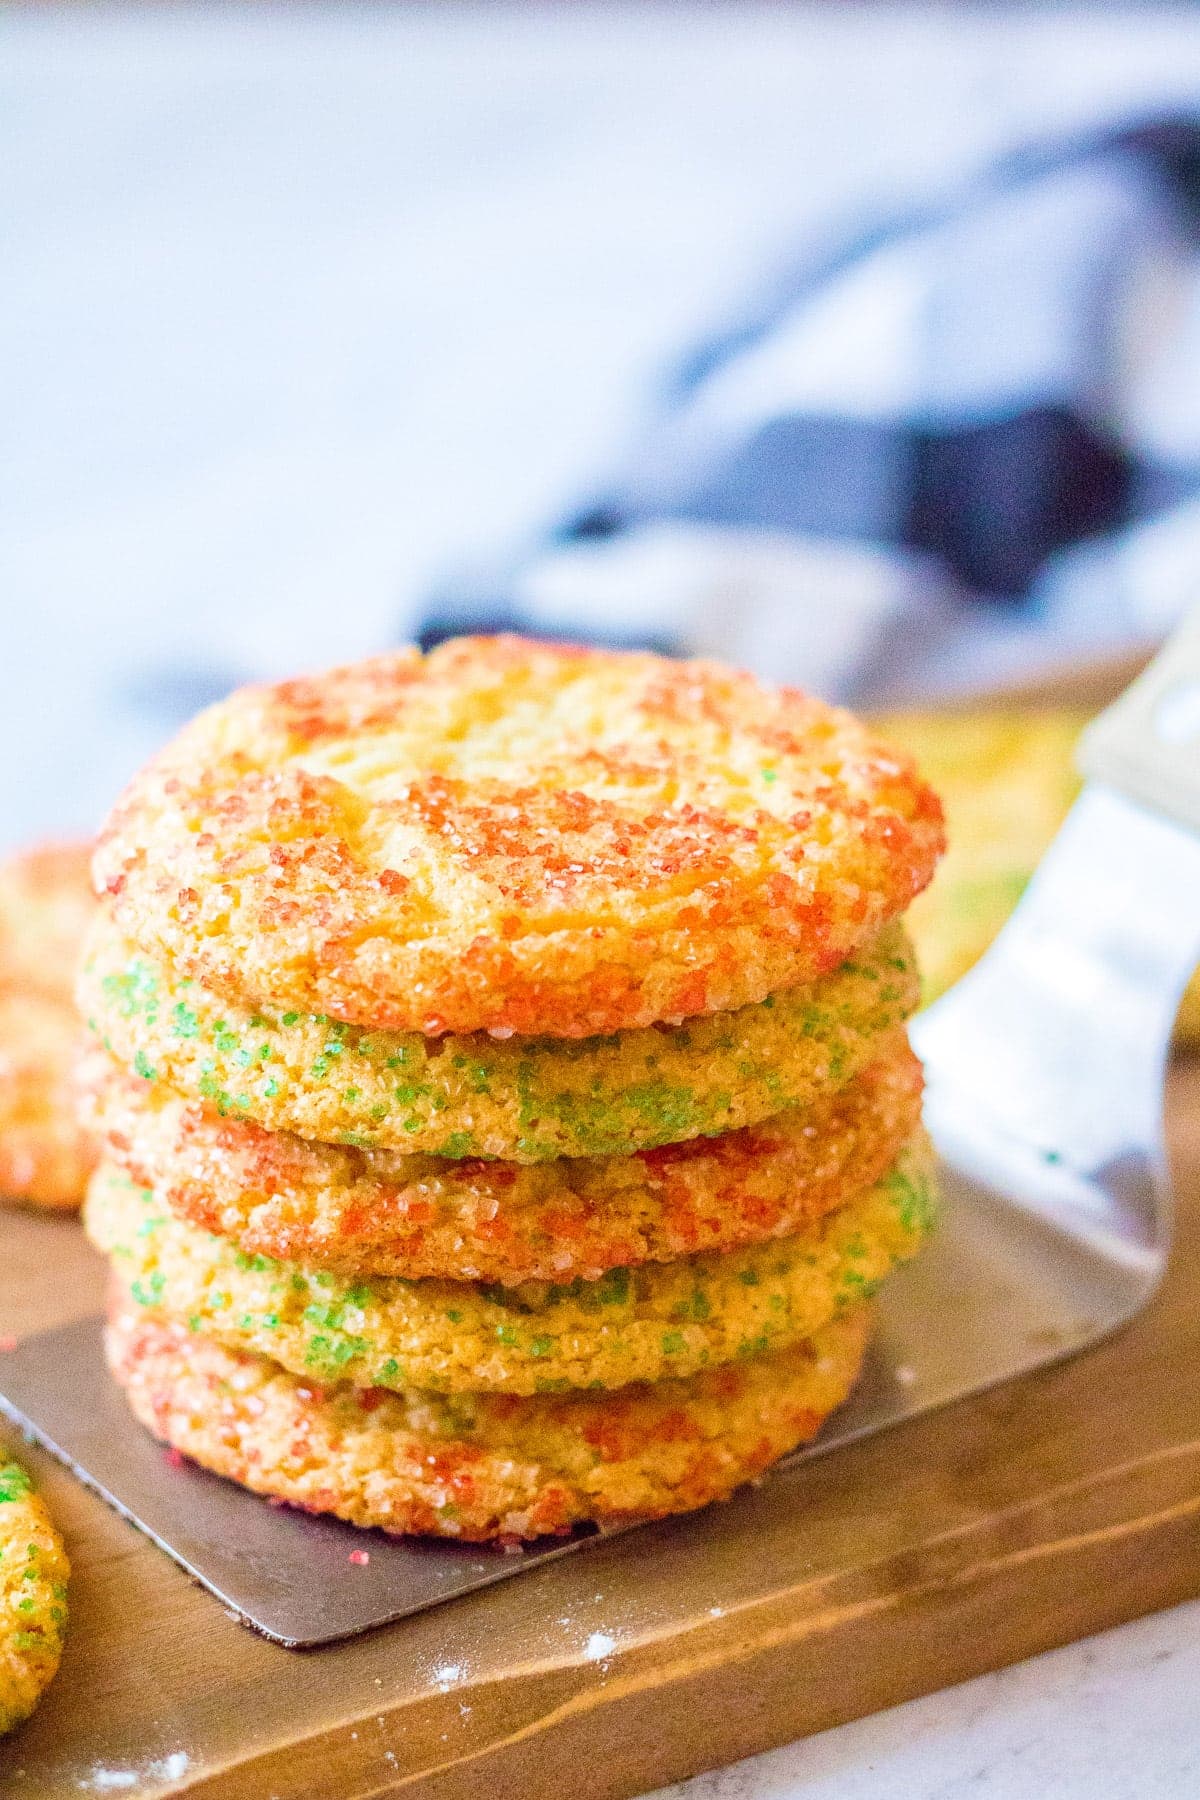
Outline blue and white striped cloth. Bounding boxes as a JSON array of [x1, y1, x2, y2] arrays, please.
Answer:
[[419, 113, 1200, 701]]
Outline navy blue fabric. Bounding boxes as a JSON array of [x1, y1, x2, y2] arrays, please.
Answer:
[[418, 111, 1200, 649]]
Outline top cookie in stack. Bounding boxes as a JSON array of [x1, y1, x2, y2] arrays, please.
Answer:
[[80, 637, 944, 1542]]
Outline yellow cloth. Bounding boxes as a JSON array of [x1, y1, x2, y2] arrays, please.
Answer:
[[875, 707, 1200, 1043]]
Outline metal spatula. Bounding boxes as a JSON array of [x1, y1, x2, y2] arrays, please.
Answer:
[[824, 605, 1200, 1451], [1, 618, 1197, 1646]]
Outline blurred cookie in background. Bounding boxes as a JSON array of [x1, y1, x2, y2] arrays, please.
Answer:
[[0, 992, 95, 1211], [0, 844, 97, 1210], [0, 845, 94, 1006], [876, 707, 1200, 1045]]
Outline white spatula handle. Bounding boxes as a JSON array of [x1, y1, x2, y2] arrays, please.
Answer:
[[1079, 607, 1200, 834]]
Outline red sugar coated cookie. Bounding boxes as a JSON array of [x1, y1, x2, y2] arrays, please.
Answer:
[[93, 638, 944, 1037], [106, 1298, 870, 1540]]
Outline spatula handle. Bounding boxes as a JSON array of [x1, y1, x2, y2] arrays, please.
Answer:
[[1079, 607, 1200, 834]]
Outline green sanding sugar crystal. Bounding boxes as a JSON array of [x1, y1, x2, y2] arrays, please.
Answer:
[[0, 1464, 32, 1506]]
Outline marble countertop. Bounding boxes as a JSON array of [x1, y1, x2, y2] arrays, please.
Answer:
[[4, 7, 1199, 1794]]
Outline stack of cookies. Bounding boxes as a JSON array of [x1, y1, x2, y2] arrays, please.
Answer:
[[78, 638, 944, 1542]]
